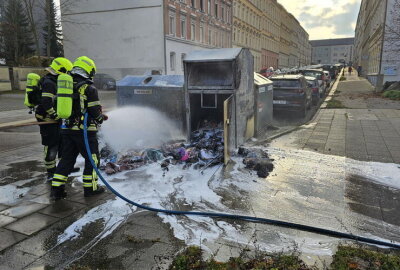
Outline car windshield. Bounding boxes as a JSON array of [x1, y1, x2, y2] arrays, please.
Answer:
[[271, 79, 300, 88], [303, 72, 321, 79]]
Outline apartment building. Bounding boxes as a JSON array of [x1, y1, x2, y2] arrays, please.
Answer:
[[165, 0, 232, 74], [310, 38, 355, 65], [354, 0, 400, 87], [232, 0, 311, 71], [61, 0, 232, 78]]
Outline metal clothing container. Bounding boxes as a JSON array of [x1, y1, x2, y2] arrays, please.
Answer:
[[254, 73, 274, 137], [117, 75, 185, 130], [183, 48, 254, 164]]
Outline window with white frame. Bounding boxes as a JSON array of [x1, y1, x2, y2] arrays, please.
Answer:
[[169, 14, 176, 36], [200, 25, 204, 42], [170, 52, 176, 71], [181, 53, 186, 71], [181, 17, 186, 38], [191, 23, 195, 41]]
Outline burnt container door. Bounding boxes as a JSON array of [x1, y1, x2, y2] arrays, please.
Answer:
[[224, 95, 235, 165]]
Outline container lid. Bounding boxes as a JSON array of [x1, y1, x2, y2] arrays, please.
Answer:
[[184, 48, 243, 62], [254, 72, 272, 86], [117, 75, 184, 87]]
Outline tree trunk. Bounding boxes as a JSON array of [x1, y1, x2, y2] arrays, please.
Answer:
[[46, 0, 51, 57], [23, 0, 40, 56]]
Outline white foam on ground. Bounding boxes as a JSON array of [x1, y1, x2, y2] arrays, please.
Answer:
[[56, 146, 400, 258]]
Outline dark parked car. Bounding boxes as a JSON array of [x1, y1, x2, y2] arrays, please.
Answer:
[[93, 73, 116, 90], [270, 74, 312, 117]]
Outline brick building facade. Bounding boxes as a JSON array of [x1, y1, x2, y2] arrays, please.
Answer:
[[164, 0, 232, 74]]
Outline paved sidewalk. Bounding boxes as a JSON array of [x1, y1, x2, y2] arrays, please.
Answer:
[[289, 72, 400, 163]]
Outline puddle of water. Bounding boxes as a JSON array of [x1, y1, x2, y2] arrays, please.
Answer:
[[0, 160, 44, 186]]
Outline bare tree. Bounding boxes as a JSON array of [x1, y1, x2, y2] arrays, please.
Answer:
[[23, 0, 43, 56]]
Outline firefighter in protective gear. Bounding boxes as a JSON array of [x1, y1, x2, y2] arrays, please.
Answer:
[[35, 57, 73, 180], [51, 56, 108, 200]]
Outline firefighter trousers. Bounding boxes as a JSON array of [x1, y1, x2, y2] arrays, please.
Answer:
[[52, 133, 100, 190], [39, 123, 60, 176]]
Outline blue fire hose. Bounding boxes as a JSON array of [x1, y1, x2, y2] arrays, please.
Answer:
[[83, 113, 400, 249]]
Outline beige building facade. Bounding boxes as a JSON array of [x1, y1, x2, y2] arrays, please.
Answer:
[[233, 0, 311, 71], [354, 0, 400, 87]]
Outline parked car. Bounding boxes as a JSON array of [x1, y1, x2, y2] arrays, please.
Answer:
[[299, 69, 326, 97], [93, 73, 116, 90], [323, 71, 332, 87], [322, 64, 337, 80], [269, 74, 312, 117], [259, 67, 274, 78], [305, 76, 320, 105]]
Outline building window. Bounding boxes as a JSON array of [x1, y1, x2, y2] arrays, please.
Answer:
[[191, 0, 195, 8], [209, 29, 212, 44], [181, 17, 186, 38], [181, 53, 186, 71], [170, 52, 176, 71], [215, 2, 218, 17], [200, 0, 204, 11], [221, 5, 225, 21], [191, 23, 195, 41], [208, 0, 211, 14], [200, 25, 204, 42], [169, 14, 176, 36]]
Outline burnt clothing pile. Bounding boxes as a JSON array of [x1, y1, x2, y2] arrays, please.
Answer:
[[238, 147, 274, 178], [99, 128, 224, 175]]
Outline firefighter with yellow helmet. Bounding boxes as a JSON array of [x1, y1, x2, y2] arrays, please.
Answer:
[[51, 56, 108, 200], [34, 57, 73, 180]]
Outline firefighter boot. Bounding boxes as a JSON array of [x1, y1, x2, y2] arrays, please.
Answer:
[[84, 186, 105, 197], [50, 186, 67, 200]]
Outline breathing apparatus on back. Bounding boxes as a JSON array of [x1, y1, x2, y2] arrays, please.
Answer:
[[57, 56, 97, 125], [24, 57, 73, 114]]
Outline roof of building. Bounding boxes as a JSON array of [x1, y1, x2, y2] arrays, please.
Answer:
[[184, 48, 242, 62], [310, 38, 354, 47]]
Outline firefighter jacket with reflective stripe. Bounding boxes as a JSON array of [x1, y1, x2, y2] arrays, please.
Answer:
[[35, 74, 58, 122], [61, 76, 103, 135]]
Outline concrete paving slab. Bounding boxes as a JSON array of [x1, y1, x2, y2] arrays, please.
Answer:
[[0, 228, 26, 252], [0, 215, 17, 227], [0, 202, 48, 218], [27, 183, 51, 196], [0, 249, 39, 269], [0, 204, 9, 211], [5, 213, 58, 236], [28, 193, 53, 205], [368, 155, 394, 163], [39, 200, 85, 218], [66, 190, 114, 205]]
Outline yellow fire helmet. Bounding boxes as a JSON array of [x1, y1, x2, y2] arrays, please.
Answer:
[[49, 57, 73, 75], [73, 56, 97, 79]]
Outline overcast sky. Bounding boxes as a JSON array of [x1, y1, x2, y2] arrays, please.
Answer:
[[277, 0, 361, 40]]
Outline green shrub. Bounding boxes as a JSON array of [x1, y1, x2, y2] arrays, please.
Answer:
[[383, 90, 400, 100], [340, 76, 347, 81]]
